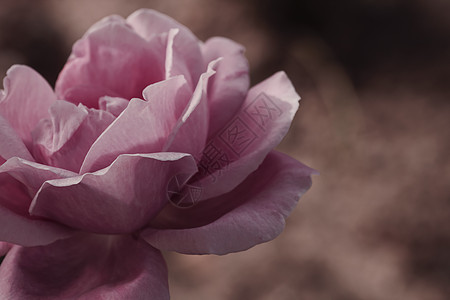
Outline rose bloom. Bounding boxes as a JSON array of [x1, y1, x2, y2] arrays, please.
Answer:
[[0, 9, 314, 299]]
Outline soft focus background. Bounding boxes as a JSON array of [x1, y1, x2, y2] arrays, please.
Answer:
[[1, 0, 449, 299]]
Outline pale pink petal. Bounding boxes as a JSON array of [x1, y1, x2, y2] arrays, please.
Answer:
[[127, 9, 203, 89], [163, 28, 203, 90], [0, 158, 75, 246], [127, 9, 195, 41], [0, 234, 169, 299], [163, 59, 219, 159], [98, 96, 129, 117], [194, 71, 300, 200], [142, 151, 315, 255], [55, 15, 165, 108], [0, 65, 57, 144], [80, 76, 191, 173], [202, 37, 250, 138], [31, 153, 198, 234], [32, 101, 115, 173], [0, 114, 33, 162]]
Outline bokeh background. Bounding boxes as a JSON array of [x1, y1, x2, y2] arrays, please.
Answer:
[[1, 0, 449, 299]]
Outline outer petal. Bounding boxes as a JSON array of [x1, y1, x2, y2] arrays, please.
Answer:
[[127, 9, 203, 89], [0, 114, 34, 162], [194, 71, 300, 200], [31, 153, 198, 234], [0, 65, 57, 144], [32, 101, 115, 173], [202, 37, 250, 138], [55, 15, 165, 107], [80, 76, 191, 173], [0, 234, 169, 300], [142, 151, 315, 255], [0, 158, 75, 246]]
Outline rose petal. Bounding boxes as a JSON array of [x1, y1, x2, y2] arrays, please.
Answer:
[[142, 151, 315, 255], [202, 37, 250, 138], [163, 59, 219, 158], [0, 114, 34, 162], [0, 158, 75, 246], [127, 9, 203, 89], [55, 15, 165, 108], [0, 157, 76, 196], [0, 205, 73, 248], [194, 71, 301, 200], [0, 234, 169, 299], [80, 76, 191, 173], [31, 153, 198, 234], [32, 101, 115, 173], [0, 65, 57, 144], [164, 28, 203, 90], [127, 9, 195, 41], [98, 96, 129, 117], [0, 242, 11, 256]]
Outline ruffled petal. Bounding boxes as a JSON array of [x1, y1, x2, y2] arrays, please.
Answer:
[[55, 15, 165, 108], [0, 114, 34, 162], [0, 234, 169, 299], [98, 96, 129, 117], [194, 71, 300, 200], [163, 28, 203, 90], [163, 59, 219, 158], [32, 101, 115, 173], [202, 37, 250, 138], [127, 9, 203, 89], [0, 65, 57, 144], [142, 151, 315, 255], [80, 76, 191, 173], [31, 153, 198, 234], [0, 158, 75, 246]]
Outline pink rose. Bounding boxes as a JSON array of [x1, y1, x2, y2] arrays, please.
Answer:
[[0, 9, 314, 299]]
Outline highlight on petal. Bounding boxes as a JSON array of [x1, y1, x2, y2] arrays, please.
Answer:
[[55, 15, 165, 107], [98, 96, 129, 117], [0, 65, 56, 144], [31, 153, 198, 234], [163, 59, 220, 158], [32, 101, 115, 173], [163, 28, 203, 90], [142, 151, 315, 255], [202, 37, 250, 138], [194, 71, 301, 200], [0, 158, 75, 246], [0, 234, 169, 300], [80, 76, 191, 173]]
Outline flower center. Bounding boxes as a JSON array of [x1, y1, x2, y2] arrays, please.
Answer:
[[167, 174, 202, 209]]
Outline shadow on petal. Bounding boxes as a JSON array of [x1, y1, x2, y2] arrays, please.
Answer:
[[0, 234, 169, 299]]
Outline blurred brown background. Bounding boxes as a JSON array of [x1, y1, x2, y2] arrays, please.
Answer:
[[1, 0, 449, 299]]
